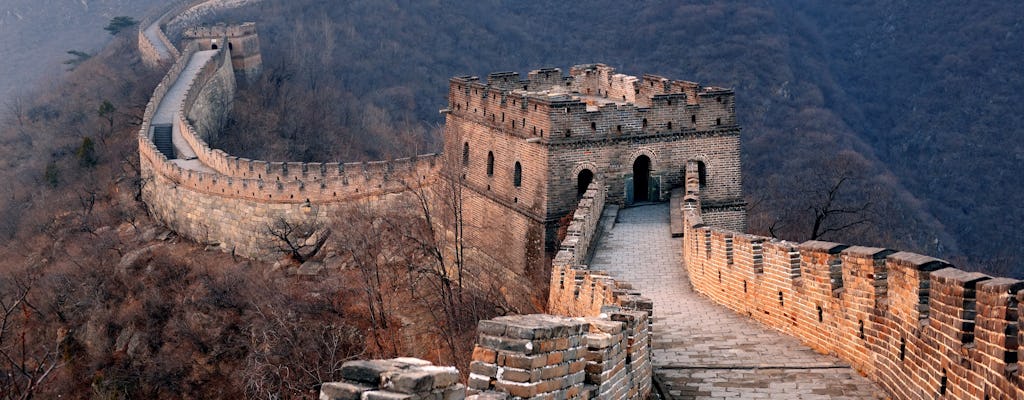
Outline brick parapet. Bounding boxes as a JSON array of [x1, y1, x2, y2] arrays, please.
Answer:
[[465, 312, 650, 400], [681, 189, 1024, 399]]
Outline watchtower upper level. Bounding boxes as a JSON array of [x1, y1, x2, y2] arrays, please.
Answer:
[[184, 22, 262, 81], [446, 63, 736, 146]]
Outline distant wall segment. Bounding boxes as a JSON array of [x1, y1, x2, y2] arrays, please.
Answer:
[[136, 4, 439, 259], [679, 164, 1024, 399]]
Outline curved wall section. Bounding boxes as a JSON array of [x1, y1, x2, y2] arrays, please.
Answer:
[[679, 162, 1023, 399], [137, 6, 440, 260]]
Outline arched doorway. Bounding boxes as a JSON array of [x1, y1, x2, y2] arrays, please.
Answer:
[[577, 169, 594, 197], [633, 155, 650, 202]]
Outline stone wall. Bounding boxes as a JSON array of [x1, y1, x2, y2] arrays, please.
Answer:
[[321, 182, 655, 400], [136, 7, 441, 260], [680, 178, 1024, 399]]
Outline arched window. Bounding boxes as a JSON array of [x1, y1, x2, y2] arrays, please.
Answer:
[[667, 121, 673, 130], [486, 152, 494, 176], [642, 118, 648, 128], [462, 142, 469, 166], [513, 162, 522, 187]]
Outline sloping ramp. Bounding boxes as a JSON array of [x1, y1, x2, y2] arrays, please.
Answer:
[[589, 203, 885, 399]]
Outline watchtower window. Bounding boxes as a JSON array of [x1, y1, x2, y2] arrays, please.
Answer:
[[228, 42, 233, 50], [486, 152, 494, 176], [616, 125, 622, 133], [667, 121, 673, 130], [462, 142, 470, 166], [565, 129, 571, 137], [501, 112, 505, 122], [716, 117, 722, 125], [642, 118, 648, 128], [513, 162, 522, 187], [512, 120, 516, 128], [590, 122, 596, 131], [532, 126, 536, 135], [692, 114, 697, 124]]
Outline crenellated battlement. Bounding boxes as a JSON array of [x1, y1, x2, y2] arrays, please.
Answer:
[[447, 64, 737, 145], [680, 174, 1024, 399], [183, 21, 258, 38]]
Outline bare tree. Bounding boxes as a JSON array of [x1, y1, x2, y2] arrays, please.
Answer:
[[265, 215, 330, 263], [0, 275, 63, 400], [765, 150, 876, 242]]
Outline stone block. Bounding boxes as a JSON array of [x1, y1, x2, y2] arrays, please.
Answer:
[[340, 360, 395, 385], [319, 381, 373, 400], [386, 369, 435, 394]]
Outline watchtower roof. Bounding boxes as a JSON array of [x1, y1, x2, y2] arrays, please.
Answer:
[[452, 63, 732, 112]]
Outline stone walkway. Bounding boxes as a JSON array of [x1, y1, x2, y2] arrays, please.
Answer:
[[143, 21, 172, 61], [151, 49, 218, 172], [589, 204, 886, 399]]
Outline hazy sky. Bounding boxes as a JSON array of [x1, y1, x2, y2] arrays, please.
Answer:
[[0, 0, 162, 104]]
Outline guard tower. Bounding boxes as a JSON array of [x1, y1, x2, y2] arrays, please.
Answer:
[[443, 63, 746, 277], [184, 22, 262, 82]]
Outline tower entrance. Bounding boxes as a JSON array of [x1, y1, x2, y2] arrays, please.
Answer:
[[633, 155, 650, 202], [577, 169, 594, 197]]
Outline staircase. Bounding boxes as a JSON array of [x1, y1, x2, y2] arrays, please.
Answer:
[[151, 124, 175, 159]]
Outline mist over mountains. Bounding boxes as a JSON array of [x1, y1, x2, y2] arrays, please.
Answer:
[[0, 0, 162, 103]]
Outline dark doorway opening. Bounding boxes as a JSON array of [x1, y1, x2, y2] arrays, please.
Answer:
[[633, 156, 650, 202], [577, 169, 594, 197], [211, 43, 218, 50]]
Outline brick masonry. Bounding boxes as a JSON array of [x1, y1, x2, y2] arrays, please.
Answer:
[[681, 175, 1024, 399]]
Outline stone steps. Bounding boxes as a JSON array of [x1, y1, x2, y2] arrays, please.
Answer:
[[152, 124, 175, 159]]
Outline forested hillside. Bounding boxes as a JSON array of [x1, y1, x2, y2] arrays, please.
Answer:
[[207, 0, 1022, 275], [0, 1, 1021, 397]]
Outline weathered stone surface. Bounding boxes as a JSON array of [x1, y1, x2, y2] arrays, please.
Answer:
[[319, 381, 373, 400]]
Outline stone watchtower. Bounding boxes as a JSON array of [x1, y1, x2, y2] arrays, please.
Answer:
[[183, 22, 263, 82], [443, 63, 746, 277]]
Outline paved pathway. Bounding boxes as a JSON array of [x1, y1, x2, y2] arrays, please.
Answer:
[[143, 21, 172, 61], [150, 50, 218, 172], [589, 204, 886, 399]]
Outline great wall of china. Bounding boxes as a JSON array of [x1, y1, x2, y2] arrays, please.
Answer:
[[678, 161, 1024, 400], [134, 2, 1022, 399], [137, 1, 440, 259]]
